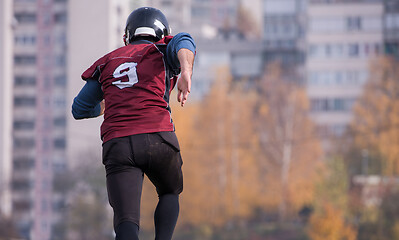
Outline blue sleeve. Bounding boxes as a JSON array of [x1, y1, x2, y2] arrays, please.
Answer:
[[72, 79, 104, 120], [166, 32, 196, 72]]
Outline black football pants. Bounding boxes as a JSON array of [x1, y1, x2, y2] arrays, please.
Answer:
[[102, 131, 183, 240]]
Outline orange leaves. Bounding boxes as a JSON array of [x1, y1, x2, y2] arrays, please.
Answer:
[[256, 62, 323, 220], [351, 56, 399, 176], [171, 66, 264, 227], [307, 203, 357, 240], [138, 63, 324, 231]]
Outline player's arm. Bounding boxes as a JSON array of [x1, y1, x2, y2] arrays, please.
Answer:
[[72, 79, 104, 119], [176, 49, 194, 107], [166, 32, 196, 107]]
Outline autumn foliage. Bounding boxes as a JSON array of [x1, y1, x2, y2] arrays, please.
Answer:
[[128, 63, 324, 235], [307, 203, 357, 240], [255, 63, 323, 221], [351, 56, 399, 176], [43, 55, 399, 239]]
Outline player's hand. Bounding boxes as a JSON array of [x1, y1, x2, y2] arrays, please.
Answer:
[[99, 100, 105, 116], [177, 71, 191, 107]]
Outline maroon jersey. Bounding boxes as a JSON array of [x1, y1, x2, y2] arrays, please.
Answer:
[[82, 37, 179, 143]]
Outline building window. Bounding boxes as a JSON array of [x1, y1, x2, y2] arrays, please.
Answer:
[[307, 70, 368, 87], [14, 138, 35, 148], [14, 34, 36, 46], [54, 97, 66, 108], [53, 162, 67, 173], [385, 13, 399, 29], [13, 157, 35, 170], [54, 12, 67, 23], [55, 55, 66, 66], [54, 75, 66, 86], [310, 98, 356, 112], [12, 179, 32, 191], [15, 76, 36, 86], [348, 43, 359, 57], [54, 138, 66, 149], [347, 16, 362, 31], [55, 33, 67, 46], [309, 42, 383, 59], [12, 200, 32, 211], [14, 55, 36, 65], [14, 120, 35, 130], [385, 42, 399, 55], [14, 96, 36, 107], [14, 13, 36, 23], [53, 116, 66, 127]]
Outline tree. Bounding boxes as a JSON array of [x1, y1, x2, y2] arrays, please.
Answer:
[[136, 63, 323, 237], [314, 157, 349, 215], [172, 66, 262, 228], [306, 156, 359, 239], [332, 56, 399, 240], [255, 62, 323, 222], [350, 56, 399, 176], [307, 203, 357, 240], [52, 151, 113, 240]]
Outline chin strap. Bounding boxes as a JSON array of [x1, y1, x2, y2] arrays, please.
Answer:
[[123, 33, 129, 46]]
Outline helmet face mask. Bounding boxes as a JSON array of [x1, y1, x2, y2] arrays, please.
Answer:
[[124, 7, 170, 45]]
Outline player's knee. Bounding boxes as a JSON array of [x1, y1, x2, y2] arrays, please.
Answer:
[[115, 221, 139, 240]]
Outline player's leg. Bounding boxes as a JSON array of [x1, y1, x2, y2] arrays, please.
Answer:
[[107, 169, 143, 240], [154, 193, 180, 240], [102, 136, 144, 240], [143, 132, 183, 240]]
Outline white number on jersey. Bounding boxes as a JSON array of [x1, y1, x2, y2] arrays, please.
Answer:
[[112, 62, 138, 89]]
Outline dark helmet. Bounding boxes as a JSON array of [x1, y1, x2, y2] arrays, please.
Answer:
[[124, 7, 170, 44]]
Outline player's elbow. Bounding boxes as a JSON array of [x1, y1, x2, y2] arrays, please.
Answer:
[[72, 97, 102, 119], [71, 97, 89, 120], [71, 106, 86, 120]]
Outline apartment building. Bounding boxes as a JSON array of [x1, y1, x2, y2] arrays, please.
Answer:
[[10, 0, 130, 238], [306, 0, 384, 137], [11, 0, 69, 238], [263, 0, 307, 74], [384, 0, 399, 57], [0, 0, 13, 219]]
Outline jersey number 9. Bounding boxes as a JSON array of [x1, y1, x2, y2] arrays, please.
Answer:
[[112, 62, 139, 89]]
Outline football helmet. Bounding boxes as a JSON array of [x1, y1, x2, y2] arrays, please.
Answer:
[[124, 7, 170, 45]]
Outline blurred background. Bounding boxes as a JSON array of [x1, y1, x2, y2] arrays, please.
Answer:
[[1, 0, 399, 239]]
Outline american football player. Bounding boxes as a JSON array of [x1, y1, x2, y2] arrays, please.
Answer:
[[72, 7, 195, 240]]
